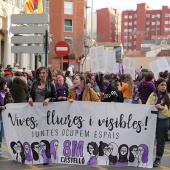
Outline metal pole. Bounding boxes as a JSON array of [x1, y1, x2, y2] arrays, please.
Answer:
[[91, 0, 93, 47], [155, 17, 157, 58], [45, 29, 48, 67]]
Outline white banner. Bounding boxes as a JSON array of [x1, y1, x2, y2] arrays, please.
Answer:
[[3, 102, 157, 168]]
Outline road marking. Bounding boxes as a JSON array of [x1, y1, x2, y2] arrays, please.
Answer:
[[163, 154, 170, 157], [164, 149, 170, 153], [2, 144, 9, 152], [25, 164, 76, 170], [94, 165, 108, 170], [160, 165, 170, 169], [25, 165, 42, 170]]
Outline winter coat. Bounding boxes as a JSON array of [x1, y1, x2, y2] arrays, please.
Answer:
[[0, 91, 14, 111], [146, 92, 170, 118], [28, 80, 58, 102], [11, 76, 28, 103], [138, 81, 155, 104], [67, 84, 100, 102], [102, 83, 124, 103]]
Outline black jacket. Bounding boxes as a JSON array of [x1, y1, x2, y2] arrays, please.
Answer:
[[28, 81, 57, 102], [102, 83, 124, 103], [11, 76, 28, 103]]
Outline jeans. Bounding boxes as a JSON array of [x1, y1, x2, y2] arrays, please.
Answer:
[[124, 98, 132, 103], [156, 118, 169, 159]]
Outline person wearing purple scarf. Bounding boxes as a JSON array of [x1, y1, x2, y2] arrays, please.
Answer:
[[0, 77, 14, 158], [56, 75, 68, 101], [68, 74, 100, 102], [102, 74, 123, 102], [147, 78, 170, 167], [88, 74, 100, 97]]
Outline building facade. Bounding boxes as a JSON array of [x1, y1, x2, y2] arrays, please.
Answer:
[[121, 3, 170, 55], [96, 8, 121, 43], [0, 0, 45, 70], [49, 0, 87, 71]]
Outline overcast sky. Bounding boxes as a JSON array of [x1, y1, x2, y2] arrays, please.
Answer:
[[88, 0, 170, 12]]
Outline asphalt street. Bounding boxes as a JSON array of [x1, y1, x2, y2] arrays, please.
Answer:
[[1, 141, 170, 170]]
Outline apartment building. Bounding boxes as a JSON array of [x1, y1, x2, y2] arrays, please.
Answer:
[[121, 3, 170, 54], [49, 0, 87, 70], [96, 8, 121, 43]]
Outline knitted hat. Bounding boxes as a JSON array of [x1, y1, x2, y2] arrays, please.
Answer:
[[103, 74, 111, 80], [56, 75, 63, 81]]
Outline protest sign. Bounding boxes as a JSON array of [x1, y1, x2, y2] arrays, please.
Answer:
[[90, 46, 117, 73], [149, 57, 170, 80], [124, 57, 135, 80], [3, 102, 156, 168]]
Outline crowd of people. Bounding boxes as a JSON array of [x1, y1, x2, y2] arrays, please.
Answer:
[[0, 64, 170, 167]]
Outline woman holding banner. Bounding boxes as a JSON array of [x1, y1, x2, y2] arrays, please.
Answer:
[[28, 66, 57, 106], [146, 78, 170, 167], [67, 74, 100, 102]]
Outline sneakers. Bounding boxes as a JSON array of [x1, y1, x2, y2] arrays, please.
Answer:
[[153, 159, 161, 167]]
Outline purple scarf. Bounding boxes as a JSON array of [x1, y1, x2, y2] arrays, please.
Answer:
[[56, 83, 65, 96], [156, 91, 164, 100], [0, 90, 5, 106], [75, 87, 85, 100], [91, 82, 97, 88], [103, 82, 110, 91]]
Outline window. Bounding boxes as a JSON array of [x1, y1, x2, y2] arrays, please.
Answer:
[[152, 28, 155, 32], [64, 1, 73, 15], [156, 14, 160, 18], [134, 41, 136, 45], [146, 21, 150, 25], [124, 15, 128, 19], [165, 20, 169, 24], [129, 22, 132, 26], [64, 19, 73, 32], [124, 29, 128, 32], [165, 13, 169, 17], [134, 21, 137, 25], [46, 0, 50, 14], [146, 14, 150, 18], [134, 35, 136, 38], [156, 21, 160, 25], [129, 35, 132, 39], [152, 15, 155, 18], [128, 29, 132, 32], [124, 36, 127, 39], [165, 27, 169, 32], [146, 27, 149, 31], [152, 22, 155, 25], [156, 28, 160, 32], [134, 14, 137, 18], [129, 15, 132, 19], [64, 37, 73, 50], [124, 22, 128, 26]]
